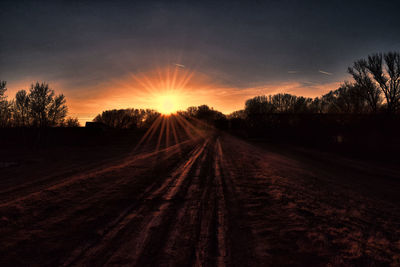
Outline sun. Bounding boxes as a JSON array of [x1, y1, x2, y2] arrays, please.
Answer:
[[130, 66, 194, 115], [156, 93, 182, 115]]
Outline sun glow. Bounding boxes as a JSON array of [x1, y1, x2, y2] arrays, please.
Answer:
[[128, 65, 196, 115], [156, 92, 182, 115]]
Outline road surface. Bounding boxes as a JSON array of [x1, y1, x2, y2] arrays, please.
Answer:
[[1, 133, 400, 266]]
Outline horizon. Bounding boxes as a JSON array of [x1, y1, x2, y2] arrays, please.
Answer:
[[4, 67, 343, 125]]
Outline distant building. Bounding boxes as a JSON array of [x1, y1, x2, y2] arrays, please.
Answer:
[[85, 122, 109, 130]]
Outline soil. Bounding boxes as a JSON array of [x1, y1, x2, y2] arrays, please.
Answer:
[[1, 131, 400, 266]]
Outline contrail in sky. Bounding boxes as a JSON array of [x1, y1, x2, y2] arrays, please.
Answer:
[[318, 70, 333, 75], [174, 63, 185, 68]]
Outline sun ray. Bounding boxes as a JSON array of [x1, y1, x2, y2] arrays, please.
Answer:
[[129, 65, 199, 115], [156, 116, 166, 152], [166, 67, 171, 90], [165, 116, 171, 148], [189, 116, 214, 130], [174, 114, 197, 140], [146, 117, 163, 144], [171, 66, 179, 92], [134, 115, 163, 150], [170, 116, 182, 155], [176, 71, 194, 90], [125, 66, 211, 154], [175, 114, 205, 138]]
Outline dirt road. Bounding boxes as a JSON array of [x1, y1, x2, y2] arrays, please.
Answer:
[[1, 133, 400, 266]]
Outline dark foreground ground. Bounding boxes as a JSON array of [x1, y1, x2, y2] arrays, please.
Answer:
[[1, 131, 400, 266]]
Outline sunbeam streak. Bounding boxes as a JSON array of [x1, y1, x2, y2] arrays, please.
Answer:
[[134, 116, 163, 152], [132, 113, 205, 157], [131, 66, 195, 115], [156, 116, 167, 153]]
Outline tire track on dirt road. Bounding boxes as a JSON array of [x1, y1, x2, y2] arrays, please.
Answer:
[[0, 139, 195, 205], [1, 134, 259, 266], [213, 137, 258, 267], [190, 137, 229, 267], [150, 136, 225, 267], [0, 138, 203, 266], [66, 139, 210, 266], [214, 138, 228, 267], [59, 139, 205, 266], [110, 136, 254, 267]]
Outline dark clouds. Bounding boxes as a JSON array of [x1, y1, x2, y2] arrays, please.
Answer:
[[1, 0, 400, 91]]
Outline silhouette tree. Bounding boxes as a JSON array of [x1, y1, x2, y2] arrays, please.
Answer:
[[245, 94, 313, 115], [14, 90, 31, 126], [94, 109, 133, 128], [228, 110, 246, 119], [0, 81, 12, 127], [271, 93, 295, 113], [309, 97, 325, 113], [65, 117, 80, 127], [292, 96, 313, 113], [348, 59, 382, 113], [245, 95, 275, 116], [48, 94, 67, 126], [0, 80, 6, 100], [195, 105, 226, 128], [29, 82, 67, 127], [178, 105, 227, 129], [185, 106, 198, 117], [140, 109, 160, 129], [320, 83, 368, 113], [94, 108, 160, 129], [244, 96, 275, 130], [349, 52, 400, 113]]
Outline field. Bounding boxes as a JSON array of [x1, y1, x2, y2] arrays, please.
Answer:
[[1, 129, 400, 266]]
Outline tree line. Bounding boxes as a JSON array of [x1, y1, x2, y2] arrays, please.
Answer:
[[93, 109, 160, 129], [0, 82, 79, 127], [92, 104, 228, 130], [239, 52, 400, 118]]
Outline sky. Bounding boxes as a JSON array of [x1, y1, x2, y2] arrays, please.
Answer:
[[1, 0, 400, 123]]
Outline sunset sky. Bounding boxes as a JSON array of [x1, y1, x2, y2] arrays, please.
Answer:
[[1, 0, 399, 123]]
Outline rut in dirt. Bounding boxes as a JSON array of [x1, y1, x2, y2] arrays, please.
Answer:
[[64, 136, 255, 267]]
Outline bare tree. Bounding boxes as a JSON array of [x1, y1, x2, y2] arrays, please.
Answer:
[[245, 95, 275, 116], [348, 60, 382, 113], [0, 81, 12, 127], [65, 117, 80, 127], [29, 82, 67, 127], [349, 52, 400, 113], [48, 94, 67, 126], [228, 110, 246, 119], [309, 97, 325, 113], [94, 108, 160, 129], [321, 83, 368, 114], [292, 96, 313, 113], [14, 90, 30, 126], [0, 80, 6, 100]]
